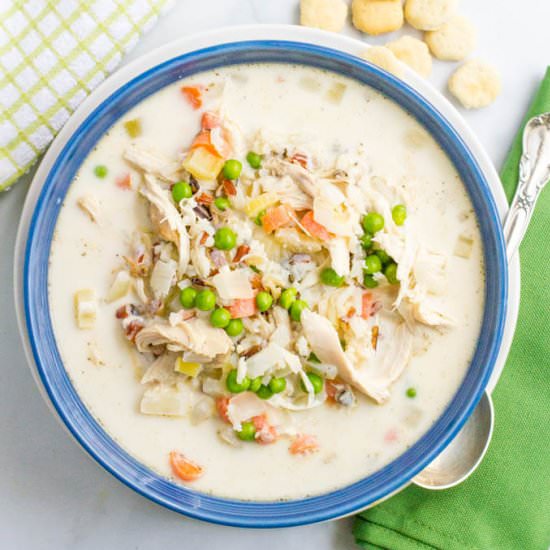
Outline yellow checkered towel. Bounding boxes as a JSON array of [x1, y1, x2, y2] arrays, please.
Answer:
[[0, 0, 174, 191]]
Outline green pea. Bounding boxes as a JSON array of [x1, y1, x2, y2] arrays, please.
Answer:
[[279, 287, 298, 309], [360, 233, 373, 250], [246, 151, 262, 169], [290, 299, 309, 322], [172, 181, 192, 202], [195, 289, 216, 311], [254, 209, 266, 226], [406, 387, 417, 398], [308, 352, 321, 364], [249, 376, 263, 393], [214, 196, 230, 211], [94, 165, 108, 178], [214, 227, 237, 250], [179, 287, 197, 309], [363, 274, 379, 289], [392, 204, 407, 226], [269, 377, 287, 394], [362, 212, 385, 234], [301, 372, 324, 394], [375, 249, 392, 266], [226, 369, 250, 393], [237, 421, 256, 441], [320, 267, 345, 287], [255, 291, 273, 312], [225, 318, 244, 337], [210, 307, 231, 328], [384, 262, 399, 284], [222, 159, 242, 180], [256, 385, 273, 400], [364, 254, 383, 274]]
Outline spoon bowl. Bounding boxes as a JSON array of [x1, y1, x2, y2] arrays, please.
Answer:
[[413, 391, 494, 490]]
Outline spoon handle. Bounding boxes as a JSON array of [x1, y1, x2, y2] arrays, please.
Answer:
[[503, 112, 550, 259]]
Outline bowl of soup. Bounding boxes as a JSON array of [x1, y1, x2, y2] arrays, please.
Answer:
[[16, 27, 509, 527]]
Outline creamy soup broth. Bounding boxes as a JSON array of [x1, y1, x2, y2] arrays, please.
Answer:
[[49, 63, 484, 500]]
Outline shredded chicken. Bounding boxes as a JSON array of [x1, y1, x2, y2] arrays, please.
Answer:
[[124, 143, 181, 182], [135, 318, 232, 359], [140, 174, 190, 274]]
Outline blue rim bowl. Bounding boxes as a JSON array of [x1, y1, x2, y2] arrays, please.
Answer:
[[24, 40, 508, 528]]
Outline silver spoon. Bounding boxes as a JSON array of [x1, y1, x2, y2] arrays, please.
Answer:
[[414, 112, 550, 490]]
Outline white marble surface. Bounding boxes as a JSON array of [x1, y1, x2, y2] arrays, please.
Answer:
[[1, 1, 549, 548]]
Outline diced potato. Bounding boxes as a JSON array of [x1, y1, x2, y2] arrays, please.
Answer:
[[182, 147, 224, 180], [174, 357, 203, 378], [140, 385, 187, 416], [454, 234, 474, 259], [74, 289, 97, 329], [106, 270, 132, 303], [352, 0, 404, 36], [244, 192, 280, 217], [299, 76, 322, 93], [124, 118, 142, 138], [325, 82, 347, 104]]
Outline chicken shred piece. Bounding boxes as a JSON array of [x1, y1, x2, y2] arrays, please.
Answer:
[[140, 174, 190, 274], [135, 318, 232, 359]]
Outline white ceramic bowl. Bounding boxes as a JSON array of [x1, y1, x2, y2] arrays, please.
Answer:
[[14, 25, 519, 527]]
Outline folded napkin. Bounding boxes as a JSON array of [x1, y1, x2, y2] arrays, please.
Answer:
[[354, 69, 550, 549], [0, 0, 174, 191]]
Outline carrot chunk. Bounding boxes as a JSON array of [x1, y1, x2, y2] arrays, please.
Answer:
[[301, 211, 331, 241], [115, 173, 132, 190], [201, 111, 221, 130], [181, 86, 203, 109], [228, 298, 257, 319], [169, 451, 203, 482], [289, 434, 319, 455], [262, 205, 292, 234], [216, 396, 231, 423]]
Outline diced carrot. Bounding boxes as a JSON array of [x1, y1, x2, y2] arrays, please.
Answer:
[[252, 415, 278, 445], [222, 179, 237, 196], [262, 205, 292, 234], [196, 192, 213, 205], [233, 244, 250, 263], [289, 434, 319, 455], [190, 130, 220, 158], [181, 86, 203, 110], [228, 298, 257, 319], [216, 396, 231, 423], [199, 232, 209, 246], [290, 152, 308, 169], [361, 292, 380, 320], [115, 173, 132, 190], [250, 273, 263, 290], [301, 211, 331, 241], [190, 128, 231, 159], [169, 451, 203, 482], [201, 111, 221, 130], [325, 380, 339, 404]]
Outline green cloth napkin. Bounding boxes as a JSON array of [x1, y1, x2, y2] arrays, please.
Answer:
[[353, 69, 550, 550], [0, 0, 174, 191]]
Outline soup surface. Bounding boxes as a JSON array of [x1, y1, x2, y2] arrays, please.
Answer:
[[49, 63, 484, 501]]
